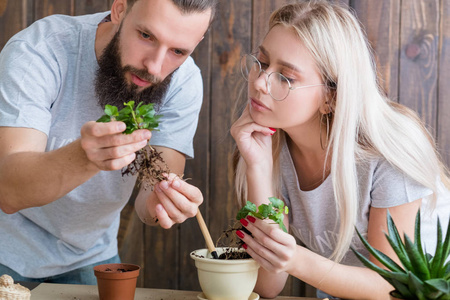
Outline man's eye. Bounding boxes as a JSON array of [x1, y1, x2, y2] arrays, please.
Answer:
[[140, 32, 151, 40], [173, 49, 185, 56]]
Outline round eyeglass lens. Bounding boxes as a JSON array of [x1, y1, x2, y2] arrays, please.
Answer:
[[268, 73, 290, 101], [241, 55, 260, 82]]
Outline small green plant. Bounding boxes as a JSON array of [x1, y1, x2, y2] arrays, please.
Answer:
[[97, 101, 170, 188], [236, 197, 289, 232], [352, 210, 450, 300], [97, 101, 161, 133], [216, 198, 289, 257]]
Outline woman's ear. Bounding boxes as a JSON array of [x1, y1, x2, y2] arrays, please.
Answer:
[[110, 0, 127, 25]]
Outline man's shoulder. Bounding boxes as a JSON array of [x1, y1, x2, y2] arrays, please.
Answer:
[[9, 12, 109, 46]]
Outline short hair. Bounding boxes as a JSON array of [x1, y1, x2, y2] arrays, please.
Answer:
[[126, 0, 218, 22]]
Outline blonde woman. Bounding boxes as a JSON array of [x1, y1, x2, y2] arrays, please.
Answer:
[[230, 1, 450, 299]]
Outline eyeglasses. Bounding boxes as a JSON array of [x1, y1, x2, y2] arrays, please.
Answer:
[[240, 54, 325, 101]]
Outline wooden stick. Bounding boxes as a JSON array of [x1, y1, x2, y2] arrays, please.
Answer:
[[196, 209, 219, 259]]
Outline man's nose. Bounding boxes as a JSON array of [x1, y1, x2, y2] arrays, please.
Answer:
[[144, 48, 165, 77]]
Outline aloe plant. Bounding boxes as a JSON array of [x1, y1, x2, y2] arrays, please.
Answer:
[[351, 210, 450, 300]]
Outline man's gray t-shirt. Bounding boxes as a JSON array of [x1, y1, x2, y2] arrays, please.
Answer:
[[280, 140, 450, 266], [0, 12, 203, 277]]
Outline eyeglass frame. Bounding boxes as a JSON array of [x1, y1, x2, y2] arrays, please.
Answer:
[[240, 53, 325, 101]]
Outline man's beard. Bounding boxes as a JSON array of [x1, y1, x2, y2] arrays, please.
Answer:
[[95, 28, 173, 110]]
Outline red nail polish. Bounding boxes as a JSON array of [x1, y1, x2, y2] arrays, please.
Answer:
[[243, 244, 248, 250], [247, 216, 256, 223], [236, 230, 245, 239], [240, 218, 248, 226], [269, 127, 277, 131]]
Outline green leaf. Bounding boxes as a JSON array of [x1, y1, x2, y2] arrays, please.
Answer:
[[424, 278, 450, 299], [387, 210, 413, 271], [407, 271, 426, 300], [350, 247, 409, 284], [96, 115, 111, 123], [104, 104, 118, 116], [269, 197, 284, 209], [437, 216, 450, 278], [236, 201, 257, 220], [430, 217, 444, 278], [355, 227, 405, 273], [404, 234, 431, 280]]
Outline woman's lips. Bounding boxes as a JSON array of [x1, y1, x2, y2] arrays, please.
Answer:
[[250, 98, 270, 111], [131, 73, 151, 87]]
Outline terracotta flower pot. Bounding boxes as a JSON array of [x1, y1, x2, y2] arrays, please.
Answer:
[[191, 247, 260, 300], [93, 263, 140, 300]]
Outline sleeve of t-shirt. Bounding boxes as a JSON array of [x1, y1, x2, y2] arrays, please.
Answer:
[[0, 38, 59, 136], [370, 158, 433, 208], [149, 58, 203, 159]]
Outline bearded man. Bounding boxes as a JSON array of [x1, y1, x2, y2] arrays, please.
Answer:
[[0, 0, 217, 284]]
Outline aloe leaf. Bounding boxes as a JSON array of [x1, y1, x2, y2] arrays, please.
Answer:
[[387, 211, 413, 270], [385, 233, 413, 272], [438, 217, 450, 278], [424, 278, 450, 299], [415, 210, 427, 264], [431, 217, 444, 278], [404, 234, 431, 280], [407, 271, 426, 300], [350, 247, 409, 284], [389, 278, 415, 299], [354, 228, 404, 272]]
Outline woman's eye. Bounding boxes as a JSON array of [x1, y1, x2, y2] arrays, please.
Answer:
[[260, 62, 269, 70]]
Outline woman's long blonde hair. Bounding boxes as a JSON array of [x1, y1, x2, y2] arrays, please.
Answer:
[[234, 0, 450, 262]]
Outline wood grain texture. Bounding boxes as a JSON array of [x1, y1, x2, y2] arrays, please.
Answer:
[[34, 0, 73, 19], [399, 0, 439, 135], [352, 0, 400, 99], [438, 0, 450, 167], [0, 0, 25, 49]]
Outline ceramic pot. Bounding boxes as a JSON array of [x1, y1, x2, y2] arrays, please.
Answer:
[[93, 263, 140, 300], [190, 247, 260, 300]]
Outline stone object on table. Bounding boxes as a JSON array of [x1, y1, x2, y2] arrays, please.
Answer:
[[0, 274, 31, 300]]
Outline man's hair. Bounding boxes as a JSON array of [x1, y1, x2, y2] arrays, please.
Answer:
[[127, 0, 218, 21]]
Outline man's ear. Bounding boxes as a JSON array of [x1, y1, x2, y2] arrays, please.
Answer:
[[110, 0, 127, 25]]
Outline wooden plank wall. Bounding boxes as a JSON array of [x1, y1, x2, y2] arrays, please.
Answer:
[[1, 0, 449, 297]]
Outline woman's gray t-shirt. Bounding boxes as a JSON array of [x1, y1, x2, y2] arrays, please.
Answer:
[[280, 141, 450, 266]]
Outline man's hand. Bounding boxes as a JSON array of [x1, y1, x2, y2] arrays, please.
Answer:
[[152, 173, 203, 229], [80, 121, 151, 171]]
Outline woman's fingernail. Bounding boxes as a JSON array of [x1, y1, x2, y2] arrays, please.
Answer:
[[155, 184, 162, 192], [236, 230, 245, 239], [240, 218, 248, 226], [247, 216, 256, 223], [243, 244, 248, 250], [269, 127, 277, 131]]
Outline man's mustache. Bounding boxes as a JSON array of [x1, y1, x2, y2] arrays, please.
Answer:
[[123, 66, 161, 84]]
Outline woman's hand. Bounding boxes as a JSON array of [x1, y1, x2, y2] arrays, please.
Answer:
[[230, 104, 275, 168], [237, 216, 297, 274]]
